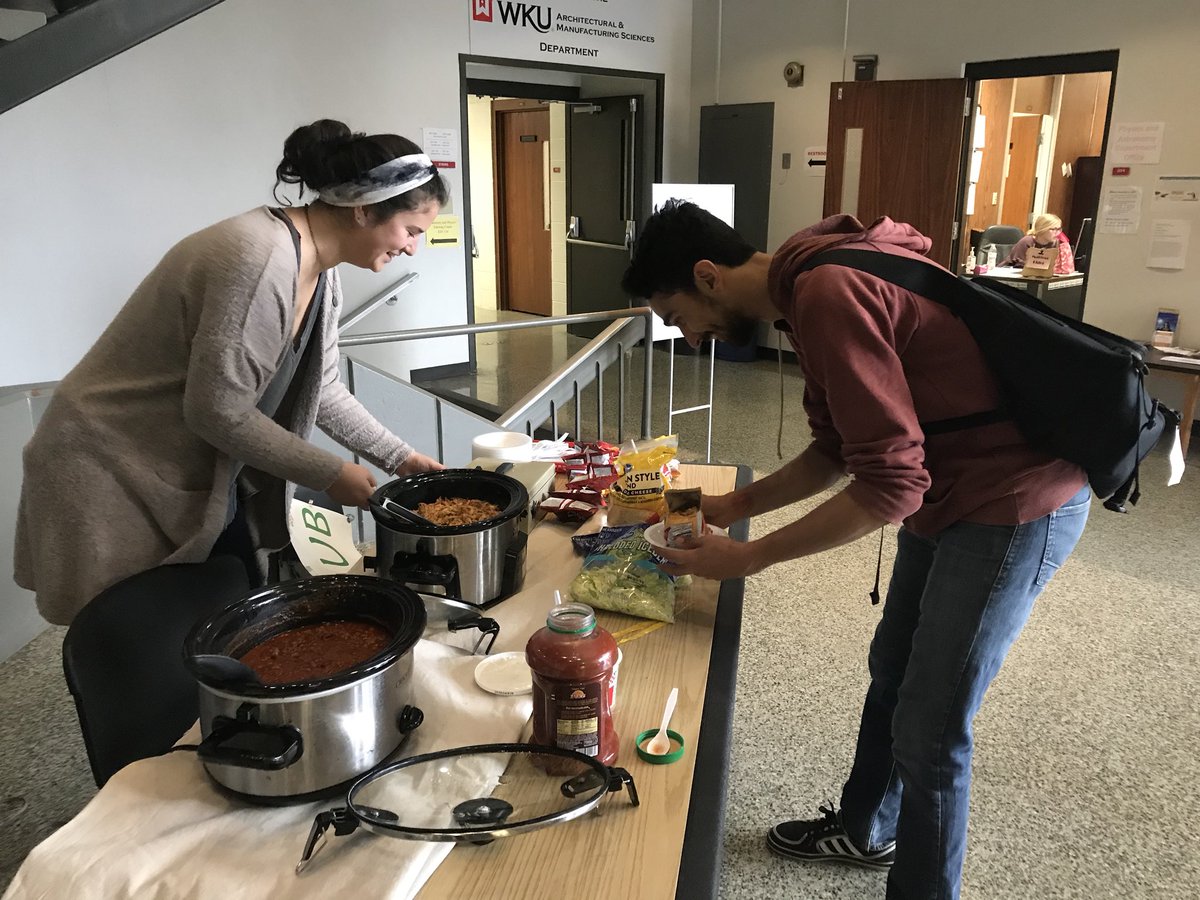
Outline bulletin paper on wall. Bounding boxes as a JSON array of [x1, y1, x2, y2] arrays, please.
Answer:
[[1098, 186, 1142, 234], [1109, 122, 1165, 165], [422, 128, 459, 169], [1146, 220, 1190, 270], [426, 215, 461, 248], [1154, 176, 1200, 204]]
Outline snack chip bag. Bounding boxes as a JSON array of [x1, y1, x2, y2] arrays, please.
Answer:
[[570, 524, 677, 623], [605, 435, 678, 525]]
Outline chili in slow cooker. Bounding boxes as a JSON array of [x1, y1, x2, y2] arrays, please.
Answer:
[[239, 620, 393, 684]]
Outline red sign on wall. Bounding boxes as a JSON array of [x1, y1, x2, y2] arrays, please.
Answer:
[[1112, 166, 1131, 177]]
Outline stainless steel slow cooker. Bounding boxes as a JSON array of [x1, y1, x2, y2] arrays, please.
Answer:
[[183, 575, 427, 803], [370, 469, 529, 609]]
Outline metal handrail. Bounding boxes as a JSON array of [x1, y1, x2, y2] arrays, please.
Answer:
[[337, 272, 420, 333], [338, 307, 657, 441]]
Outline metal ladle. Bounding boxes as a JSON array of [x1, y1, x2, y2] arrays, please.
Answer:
[[189, 653, 263, 687]]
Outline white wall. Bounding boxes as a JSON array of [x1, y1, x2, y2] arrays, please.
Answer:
[[696, 0, 1200, 355], [467, 94, 498, 312], [0, 0, 696, 387]]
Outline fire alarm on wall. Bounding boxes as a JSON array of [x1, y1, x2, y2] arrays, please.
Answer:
[[783, 61, 805, 87], [853, 55, 878, 81]]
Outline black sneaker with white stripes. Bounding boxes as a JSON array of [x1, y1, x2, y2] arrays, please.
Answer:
[[767, 804, 896, 870]]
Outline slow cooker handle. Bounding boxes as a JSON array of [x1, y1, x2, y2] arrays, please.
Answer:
[[389, 550, 460, 598], [501, 529, 529, 596], [448, 615, 500, 656], [197, 714, 303, 771]]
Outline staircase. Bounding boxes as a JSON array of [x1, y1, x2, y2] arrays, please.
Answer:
[[0, 0, 222, 114]]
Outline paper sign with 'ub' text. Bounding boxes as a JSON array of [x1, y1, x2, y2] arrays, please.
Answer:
[[287, 499, 364, 575]]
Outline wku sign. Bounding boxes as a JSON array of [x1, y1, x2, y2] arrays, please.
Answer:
[[468, 0, 666, 66], [472, 0, 551, 32]]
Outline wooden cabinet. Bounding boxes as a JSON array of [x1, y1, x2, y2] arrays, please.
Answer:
[[1013, 76, 1053, 115]]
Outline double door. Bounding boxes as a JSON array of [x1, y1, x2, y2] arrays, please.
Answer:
[[565, 96, 642, 338]]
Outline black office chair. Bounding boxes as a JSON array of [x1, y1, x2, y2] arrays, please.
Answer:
[[62, 556, 250, 787], [979, 224, 1025, 265]]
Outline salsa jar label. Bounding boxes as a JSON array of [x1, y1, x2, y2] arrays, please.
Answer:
[[550, 682, 602, 756]]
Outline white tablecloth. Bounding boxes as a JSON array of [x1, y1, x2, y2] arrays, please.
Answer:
[[3, 517, 588, 900], [2, 640, 532, 900]]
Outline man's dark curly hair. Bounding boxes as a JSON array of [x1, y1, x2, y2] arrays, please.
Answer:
[[621, 199, 757, 299]]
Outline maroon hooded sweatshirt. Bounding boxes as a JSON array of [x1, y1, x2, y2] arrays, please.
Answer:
[[768, 215, 1086, 536]]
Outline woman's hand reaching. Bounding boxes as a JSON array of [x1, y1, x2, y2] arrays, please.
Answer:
[[395, 451, 444, 477], [326, 462, 378, 508]]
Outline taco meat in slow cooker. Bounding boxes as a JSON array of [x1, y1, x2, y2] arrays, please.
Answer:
[[415, 497, 502, 526]]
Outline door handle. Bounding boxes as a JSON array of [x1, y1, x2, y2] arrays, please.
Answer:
[[566, 235, 631, 251], [543, 141, 551, 232], [566, 215, 630, 252]]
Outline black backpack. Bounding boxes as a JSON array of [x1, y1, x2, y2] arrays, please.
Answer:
[[800, 248, 1179, 513]]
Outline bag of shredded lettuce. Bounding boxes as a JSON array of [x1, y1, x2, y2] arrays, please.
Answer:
[[606, 435, 678, 525], [569, 524, 676, 623]]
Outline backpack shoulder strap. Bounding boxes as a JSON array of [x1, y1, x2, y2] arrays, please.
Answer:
[[797, 247, 971, 314], [798, 247, 1013, 433]]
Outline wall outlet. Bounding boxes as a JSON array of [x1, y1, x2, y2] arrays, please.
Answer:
[[782, 152, 792, 170]]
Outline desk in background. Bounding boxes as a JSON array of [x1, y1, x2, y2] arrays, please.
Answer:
[[1144, 347, 1200, 456], [975, 270, 1086, 320]]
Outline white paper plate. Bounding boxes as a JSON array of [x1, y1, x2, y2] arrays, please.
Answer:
[[644, 521, 725, 552], [473, 652, 533, 696]]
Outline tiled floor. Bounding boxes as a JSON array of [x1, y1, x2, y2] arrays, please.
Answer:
[[2, 318, 1197, 898]]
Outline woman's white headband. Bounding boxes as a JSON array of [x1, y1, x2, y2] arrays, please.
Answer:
[[317, 153, 437, 207]]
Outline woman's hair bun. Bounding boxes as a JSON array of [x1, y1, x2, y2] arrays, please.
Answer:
[[273, 118, 447, 214], [275, 119, 363, 195]]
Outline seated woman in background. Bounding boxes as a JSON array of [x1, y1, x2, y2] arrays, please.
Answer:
[[14, 118, 446, 625], [1000, 213, 1076, 274]]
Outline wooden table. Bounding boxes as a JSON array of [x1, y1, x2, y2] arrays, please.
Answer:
[[417, 463, 750, 900], [1145, 347, 1200, 455], [3, 464, 751, 900]]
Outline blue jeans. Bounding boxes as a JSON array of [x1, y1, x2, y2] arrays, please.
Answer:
[[839, 485, 1091, 900]]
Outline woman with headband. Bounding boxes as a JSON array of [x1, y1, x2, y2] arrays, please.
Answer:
[[14, 119, 448, 625]]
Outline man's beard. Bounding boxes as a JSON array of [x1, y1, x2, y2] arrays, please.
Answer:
[[720, 311, 759, 346]]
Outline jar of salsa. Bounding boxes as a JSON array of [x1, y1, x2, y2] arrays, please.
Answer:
[[526, 602, 618, 765]]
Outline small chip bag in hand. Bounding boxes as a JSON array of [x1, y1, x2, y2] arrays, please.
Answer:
[[570, 524, 677, 623], [606, 435, 678, 525]]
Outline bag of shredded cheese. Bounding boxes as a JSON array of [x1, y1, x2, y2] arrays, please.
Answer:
[[605, 435, 678, 525]]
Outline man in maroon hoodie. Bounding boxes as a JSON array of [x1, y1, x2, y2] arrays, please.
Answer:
[[622, 200, 1090, 900]]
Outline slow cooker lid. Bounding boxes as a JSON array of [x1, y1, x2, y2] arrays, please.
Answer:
[[346, 743, 638, 842]]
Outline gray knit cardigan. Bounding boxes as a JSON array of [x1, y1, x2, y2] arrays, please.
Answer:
[[13, 207, 412, 624]]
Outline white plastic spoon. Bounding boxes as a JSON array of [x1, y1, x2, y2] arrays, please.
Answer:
[[645, 687, 679, 756]]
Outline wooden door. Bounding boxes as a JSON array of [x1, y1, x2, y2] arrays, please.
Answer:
[[495, 103, 552, 316], [824, 79, 969, 267], [1000, 115, 1041, 231]]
